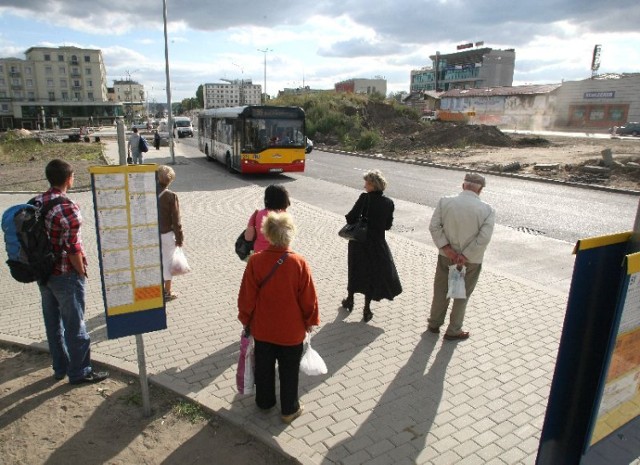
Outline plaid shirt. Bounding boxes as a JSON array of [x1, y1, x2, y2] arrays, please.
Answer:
[[33, 188, 86, 275]]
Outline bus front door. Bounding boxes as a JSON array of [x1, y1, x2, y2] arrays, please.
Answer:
[[232, 120, 242, 170]]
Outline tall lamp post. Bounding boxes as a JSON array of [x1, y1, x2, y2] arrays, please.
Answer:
[[257, 48, 272, 104], [163, 0, 175, 164], [233, 63, 244, 105]]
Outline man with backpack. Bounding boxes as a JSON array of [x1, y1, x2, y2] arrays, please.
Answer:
[[127, 126, 147, 164], [32, 159, 108, 384]]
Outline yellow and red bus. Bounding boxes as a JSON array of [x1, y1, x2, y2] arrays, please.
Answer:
[[197, 105, 307, 174]]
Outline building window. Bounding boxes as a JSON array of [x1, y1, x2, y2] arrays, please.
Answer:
[[0, 64, 3, 73], [88, 92, 94, 100], [58, 54, 64, 62], [0, 78, 5, 86], [62, 91, 69, 100], [25, 67, 32, 75], [0, 91, 6, 98], [73, 80, 80, 87], [609, 107, 625, 122], [589, 107, 605, 121], [84, 55, 90, 62], [87, 80, 93, 87], [74, 92, 81, 100], [85, 68, 92, 75], [59, 66, 66, 74], [45, 66, 53, 75], [44, 54, 51, 61], [1, 104, 8, 112], [47, 79, 54, 87], [26, 79, 33, 87], [27, 91, 35, 100], [60, 79, 67, 87], [48, 91, 55, 100]]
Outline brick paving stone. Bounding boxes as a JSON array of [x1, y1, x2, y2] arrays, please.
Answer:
[[0, 141, 584, 465]]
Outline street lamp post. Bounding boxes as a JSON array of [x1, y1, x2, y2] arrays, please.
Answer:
[[163, 0, 175, 164], [257, 48, 272, 103], [232, 63, 244, 105]]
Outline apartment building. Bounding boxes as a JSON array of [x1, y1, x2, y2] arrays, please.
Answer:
[[411, 47, 515, 93], [334, 78, 387, 96], [203, 80, 262, 109], [0, 46, 123, 130]]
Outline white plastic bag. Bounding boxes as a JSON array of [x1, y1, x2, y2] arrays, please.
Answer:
[[300, 335, 327, 376], [170, 247, 192, 276], [446, 265, 467, 299]]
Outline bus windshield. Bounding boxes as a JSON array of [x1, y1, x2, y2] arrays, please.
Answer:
[[244, 118, 305, 152]]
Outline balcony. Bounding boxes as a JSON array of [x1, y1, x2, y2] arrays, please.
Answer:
[[71, 85, 83, 90], [11, 85, 23, 90], [70, 72, 81, 78], [9, 72, 21, 78]]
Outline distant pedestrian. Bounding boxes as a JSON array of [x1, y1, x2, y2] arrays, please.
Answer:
[[34, 159, 109, 384], [238, 212, 320, 424], [153, 130, 161, 150], [157, 165, 184, 300], [127, 127, 143, 164], [427, 172, 495, 340], [243, 184, 290, 255], [341, 169, 402, 322]]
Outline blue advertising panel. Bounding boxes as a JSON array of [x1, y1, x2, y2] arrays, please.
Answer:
[[537, 232, 633, 464], [89, 165, 166, 339]]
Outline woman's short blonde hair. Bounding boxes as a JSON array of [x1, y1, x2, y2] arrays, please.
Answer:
[[364, 169, 387, 191], [157, 165, 176, 187], [262, 211, 296, 247]]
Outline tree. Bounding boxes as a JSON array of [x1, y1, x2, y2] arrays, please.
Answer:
[[196, 85, 204, 108]]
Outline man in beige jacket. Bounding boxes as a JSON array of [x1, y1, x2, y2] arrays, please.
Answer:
[[427, 173, 495, 340]]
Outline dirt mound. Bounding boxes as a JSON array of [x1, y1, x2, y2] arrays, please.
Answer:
[[381, 123, 514, 152], [363, 102, 423, 135]]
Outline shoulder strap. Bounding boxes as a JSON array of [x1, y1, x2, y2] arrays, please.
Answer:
[[251, 209, 259, 227], [258, 252, 289, 288]]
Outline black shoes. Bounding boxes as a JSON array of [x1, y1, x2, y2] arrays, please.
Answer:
[[341, 297, 354, 312], [69, 370, 109, 385], [363, 310, 373, 323]]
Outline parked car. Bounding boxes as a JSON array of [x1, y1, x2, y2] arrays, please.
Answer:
[[420, 110, 439, 122], [611, 122, 640, 137], [305, 137, 314, 154], [130, 122, 151, 131]]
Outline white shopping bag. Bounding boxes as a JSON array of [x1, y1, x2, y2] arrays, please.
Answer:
[[446, 265, 467, 299], [300, 334, 327, 376]]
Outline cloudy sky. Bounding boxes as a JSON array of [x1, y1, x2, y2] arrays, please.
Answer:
[[1, 0, 639, 102]]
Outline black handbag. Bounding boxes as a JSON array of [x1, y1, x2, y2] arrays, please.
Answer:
[[235, 209, 259, 260], [235, 232, 254, 260], [339, 195, 369, 242], [338, 220, 368, 242]]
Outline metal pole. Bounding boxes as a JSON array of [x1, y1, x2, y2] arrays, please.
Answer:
[[163, 0, 175, 164], [258, 48, 272, 103], [116, 117, 126, 165], [135, 334, 152, 417]]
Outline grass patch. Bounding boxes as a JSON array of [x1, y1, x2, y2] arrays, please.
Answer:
[[0, 134, 106, 192], [172, 399, 209, 423]]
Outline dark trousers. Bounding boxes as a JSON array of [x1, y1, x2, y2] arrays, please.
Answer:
[[254, 339, 303, 415]]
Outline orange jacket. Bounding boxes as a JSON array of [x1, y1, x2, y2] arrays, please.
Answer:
[[238, 247, 320, 346]]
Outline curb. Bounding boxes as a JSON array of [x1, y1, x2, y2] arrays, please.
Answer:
[[317, 146, 640, 196]]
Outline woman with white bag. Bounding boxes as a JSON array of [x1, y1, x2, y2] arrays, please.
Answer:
[[238, 212, 320, 424], [157, 165, 185, 301]]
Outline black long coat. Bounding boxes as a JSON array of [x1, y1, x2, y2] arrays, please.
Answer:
[[345, 191, 402, 302]]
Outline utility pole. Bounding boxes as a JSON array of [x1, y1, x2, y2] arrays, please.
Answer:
[[257, 48, 272, 104]]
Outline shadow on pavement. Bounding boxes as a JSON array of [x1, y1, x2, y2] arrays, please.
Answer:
[[321, 335, 455, 464]]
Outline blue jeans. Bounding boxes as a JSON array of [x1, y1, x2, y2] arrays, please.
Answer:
[[38, 271, 92, 381]]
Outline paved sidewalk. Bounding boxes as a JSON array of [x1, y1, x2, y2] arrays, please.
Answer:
[[1, 141, 573, 464]]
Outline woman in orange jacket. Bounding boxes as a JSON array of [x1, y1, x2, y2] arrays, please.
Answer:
[[238, 212, 320, 424]]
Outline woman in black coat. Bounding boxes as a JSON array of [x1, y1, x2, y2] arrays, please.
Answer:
[[342, 169, 402, 322]]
